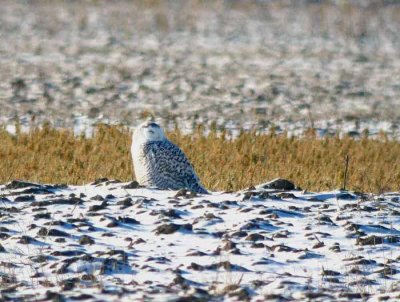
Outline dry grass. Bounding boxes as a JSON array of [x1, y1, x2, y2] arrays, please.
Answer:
[[0, 124, 399, 193]]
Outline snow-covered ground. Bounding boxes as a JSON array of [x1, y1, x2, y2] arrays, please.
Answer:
[[1, 1, 400, 140], [3, 114, 400, 141], [1, 179, 399, 301]]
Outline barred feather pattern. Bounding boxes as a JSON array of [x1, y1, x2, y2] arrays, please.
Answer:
[[134, 140, 208, 194]]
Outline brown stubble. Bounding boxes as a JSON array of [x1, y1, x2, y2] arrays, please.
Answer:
[[0, 124, 399, 193]]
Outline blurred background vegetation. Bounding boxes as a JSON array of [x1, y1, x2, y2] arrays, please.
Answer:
[[1, 0, 399, 133], [1, 1, 399, 191]]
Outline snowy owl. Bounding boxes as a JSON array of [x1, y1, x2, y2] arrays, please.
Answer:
[[131, 121, 208, 194]]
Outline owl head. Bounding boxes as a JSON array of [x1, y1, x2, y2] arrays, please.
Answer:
[[133, 121, 166, 143]]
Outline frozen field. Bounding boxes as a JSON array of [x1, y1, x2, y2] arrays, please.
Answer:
[[1, 2, 400, 300], [0, 179, 399, 301], [0, 1, 400, 137]]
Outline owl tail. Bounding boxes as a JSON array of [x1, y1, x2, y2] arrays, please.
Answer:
[[190, 183, 209, 194]]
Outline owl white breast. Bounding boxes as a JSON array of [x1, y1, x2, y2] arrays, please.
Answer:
[[131, 121, 208, 194]]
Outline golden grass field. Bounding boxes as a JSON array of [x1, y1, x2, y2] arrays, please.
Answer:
[[0, 123, 399, 193]]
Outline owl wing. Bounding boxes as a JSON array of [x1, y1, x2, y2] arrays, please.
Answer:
[[144, 140, 207, 193]]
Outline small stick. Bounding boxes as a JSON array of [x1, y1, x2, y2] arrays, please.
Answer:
[[307, 106, 314, 130], [313, 234, 321, 243], [342, 155, 349, 191]]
